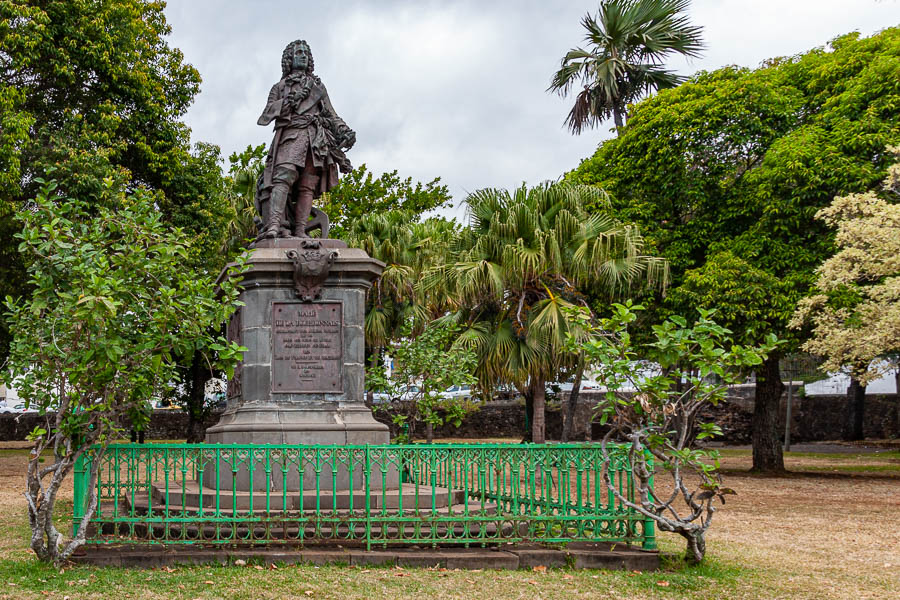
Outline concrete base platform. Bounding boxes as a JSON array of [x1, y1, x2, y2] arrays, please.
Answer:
[[144, 482, 464, 511], [70, 542, 660, 571]]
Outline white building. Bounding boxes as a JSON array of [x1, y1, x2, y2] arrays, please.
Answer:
[[804, 368, 898, 395]]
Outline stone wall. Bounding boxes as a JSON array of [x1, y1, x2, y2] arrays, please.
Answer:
[[2, 391, 897, 442], [0, 410, 223, 443]]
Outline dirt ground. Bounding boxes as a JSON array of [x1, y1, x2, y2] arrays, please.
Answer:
[[706, 451, 899, 598], [0, 443, 897, 599]]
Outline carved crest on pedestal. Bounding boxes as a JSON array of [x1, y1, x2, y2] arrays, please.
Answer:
[[285, 240, 337, 301]]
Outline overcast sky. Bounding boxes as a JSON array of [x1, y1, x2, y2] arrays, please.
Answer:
[[163, 0, 898, 221]]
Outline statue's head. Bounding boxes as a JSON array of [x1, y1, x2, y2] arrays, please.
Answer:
[[281, 39, 314, 76]]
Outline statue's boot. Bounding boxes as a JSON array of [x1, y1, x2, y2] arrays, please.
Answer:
[[263, 182, 290, 238], [294, 170, 320, 237]]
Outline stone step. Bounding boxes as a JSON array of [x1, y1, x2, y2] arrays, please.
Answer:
[[70, 542, 661, 571], [103, 493, 498, 522], [142, 482, 467, 511], [91, 498, 512, 544]]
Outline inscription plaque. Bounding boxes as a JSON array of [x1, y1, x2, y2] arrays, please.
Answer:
[[272, 302, 343, 393]]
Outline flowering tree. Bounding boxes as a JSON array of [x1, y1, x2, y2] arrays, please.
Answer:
[[792, 147, 900, 438]]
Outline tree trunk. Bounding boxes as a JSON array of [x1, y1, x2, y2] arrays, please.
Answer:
[[751, 354, 785, 473], [522, 386, 533, 443], [847, 375, 866, 441], [612, 105, 625, 131], [561, 358, 585, 442], [185, 350, 208, 443], [531, 377, 546, 444], [426, 421, 433, 444], [685, 532, 707, 564], [366, 349, 380, 408]]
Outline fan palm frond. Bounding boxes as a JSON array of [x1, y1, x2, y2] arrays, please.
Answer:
[[549, 0, 704, 133]]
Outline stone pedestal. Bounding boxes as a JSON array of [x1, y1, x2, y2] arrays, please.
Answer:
[[204, 239, 393, 491]]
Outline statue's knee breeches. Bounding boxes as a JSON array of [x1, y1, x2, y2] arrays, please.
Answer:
[[299, 170, 320, 192], [272, 164, 300, 187]]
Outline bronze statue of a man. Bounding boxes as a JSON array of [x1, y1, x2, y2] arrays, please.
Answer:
[[257, 39, 355, 239]]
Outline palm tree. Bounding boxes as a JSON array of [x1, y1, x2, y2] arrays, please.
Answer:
[[221, 145, 267, 254], [427, 183, 667, 443], [346, 212, 458, 394], [549, 0, 704, 133]]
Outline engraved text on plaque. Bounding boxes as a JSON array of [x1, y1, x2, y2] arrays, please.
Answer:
[[272, 302, 343, 393]]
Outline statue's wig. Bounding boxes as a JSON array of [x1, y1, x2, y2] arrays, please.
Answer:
[[281, 39, 314, 76]]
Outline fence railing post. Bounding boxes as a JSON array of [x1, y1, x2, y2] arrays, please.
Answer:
[[364, 445, 371, 551], [72, 451, 89, 536], [642, 451, 657, 550]]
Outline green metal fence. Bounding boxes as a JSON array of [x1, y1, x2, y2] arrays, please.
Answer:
[[73, 444, 655, 550]]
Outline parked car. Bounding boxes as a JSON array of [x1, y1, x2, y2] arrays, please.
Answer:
[[395, 385, 420, 402], [0, 402, 36, 414], [546, 380, 602, 396], [367, 385, 421, 403], [368, 390, 392, 404], [440, 385, 473, 401]]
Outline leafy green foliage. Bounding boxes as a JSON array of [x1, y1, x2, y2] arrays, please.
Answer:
[[670, 251, 794, 346], [346, 211, 458, 362], [567, 28, 900, 332], [321, 165, 452, 239], [2, 180, 247, 564], [0, 0, 235, 358], [549, 0, 704, 132], [429, 182, 667, 442], [566, 28, 900, 471], [366, 320, 477, 443], [565, 302, 779, 562]]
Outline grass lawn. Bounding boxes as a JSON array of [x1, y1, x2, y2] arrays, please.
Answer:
[[0, 442, 896, 600]]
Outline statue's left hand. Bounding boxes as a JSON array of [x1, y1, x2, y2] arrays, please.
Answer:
[[340, 130, 356, 151]]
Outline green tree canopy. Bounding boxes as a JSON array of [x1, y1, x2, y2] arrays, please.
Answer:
[[0, 0, 234, 356], [3, 179, 246, 564], [428, 182, 668, 443], [321, 165, 453, 239], [566, 27, 900, 471], [345, 211, 457, 368]]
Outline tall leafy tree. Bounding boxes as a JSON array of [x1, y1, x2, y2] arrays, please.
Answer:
[[429, 183, 667, 443], [0, 0, 233, 359], [549, 0, 704, 132], [567, 28, 900, 471], [4, 179, 246, 564], [321, 165, 453, 239]]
